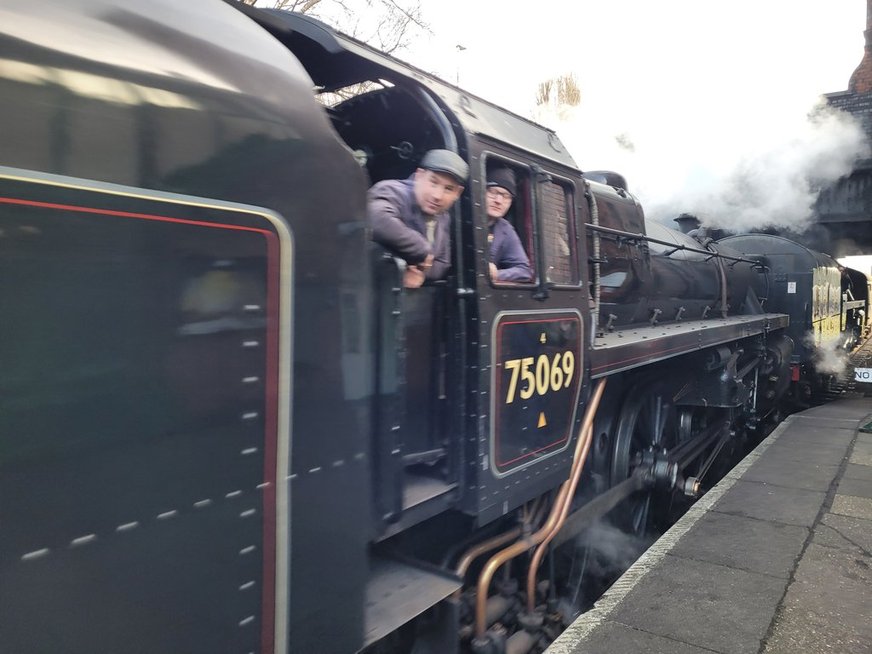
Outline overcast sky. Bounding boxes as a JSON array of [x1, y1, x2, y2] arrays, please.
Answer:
[[411, 1, 866, 123], [401, 1, 871, 241]]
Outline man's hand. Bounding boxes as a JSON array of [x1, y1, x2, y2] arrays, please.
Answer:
[[404, 266, 426, 288], [489, 262, 498, 282], [420, 254, 434, 273]]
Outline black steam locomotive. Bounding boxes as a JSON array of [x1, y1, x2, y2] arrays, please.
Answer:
[[1, 2, 869, 654]]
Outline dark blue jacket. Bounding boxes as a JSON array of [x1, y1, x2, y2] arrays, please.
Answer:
[[490, 218, 532, 282]]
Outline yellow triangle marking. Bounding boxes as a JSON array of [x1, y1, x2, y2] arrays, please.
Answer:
[[537, 412, 547, 428]]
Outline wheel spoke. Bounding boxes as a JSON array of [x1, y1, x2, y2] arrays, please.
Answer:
[[653, 397, 667, 447], [632, 495, 651, 533]]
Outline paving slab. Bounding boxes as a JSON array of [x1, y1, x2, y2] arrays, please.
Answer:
[[742, 456, 840, 492], [837, 475, 872, 499], [812, 514, 872, 556], [574, 621, 715, 654], [761, 543, 872, 654], [772, 420, 857, 442], [852, 439, 872, 457], [610, 555, 786, 654], [800, 400, 872, 420], [844, 462, 872, 480], [762, 440, 850, 466], [670, 512, 807, 579], [831, 494, 872, 521], [850, 449, 872, 467], [713, 480, 825, 527]]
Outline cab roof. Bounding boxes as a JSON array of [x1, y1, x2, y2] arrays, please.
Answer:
[[235, 5, 580, 170]]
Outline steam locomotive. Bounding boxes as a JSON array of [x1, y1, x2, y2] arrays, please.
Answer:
[[1, 2, 869, 653]]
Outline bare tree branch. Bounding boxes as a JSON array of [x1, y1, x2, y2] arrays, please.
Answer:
[[269, 0, 323, 10], [535, 79, 554, 107], [245, 0, 430, 55], [536, 74, 580, 108], [380, 0, 430, 35]]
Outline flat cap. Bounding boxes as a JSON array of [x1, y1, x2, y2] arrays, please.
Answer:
[[420, 149, 469, 183]]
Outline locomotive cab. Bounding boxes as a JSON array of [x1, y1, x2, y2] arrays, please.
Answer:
[[842, 265, 871, 349], [239, 13, 615, 646], [247, 6, 597, 542]]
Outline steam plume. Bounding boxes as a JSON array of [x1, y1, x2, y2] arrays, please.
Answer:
[[534, 95, 870, 235]]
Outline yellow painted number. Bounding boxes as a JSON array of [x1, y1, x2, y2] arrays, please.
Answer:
[[504, 351, 576, 404], [504, 359, 520, 405], [519, 357, 536, 400], [561, 351, 575, 388]]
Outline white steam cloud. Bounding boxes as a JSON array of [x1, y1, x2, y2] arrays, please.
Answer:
[[804, 332, 851, 377], [534, 93, 870, 235], [574, 519, 653, 580]]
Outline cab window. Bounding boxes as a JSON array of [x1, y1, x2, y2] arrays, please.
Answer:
[[540, 178, 577, 285]]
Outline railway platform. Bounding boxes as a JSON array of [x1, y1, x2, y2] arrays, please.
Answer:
[[548, 394, 872, 654]]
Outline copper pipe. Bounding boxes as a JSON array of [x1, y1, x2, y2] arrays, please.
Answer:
[[453, 527, 522, 596], [473, 378, 607, 639], [453, 496, 546, 599], [525, 421, 594, 611], [526, 378, 607, 610]]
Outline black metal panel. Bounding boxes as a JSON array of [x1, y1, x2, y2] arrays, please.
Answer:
[[717, 233, 837, 271], [0, 2, 374, 652], [0, 173, 283, 654]]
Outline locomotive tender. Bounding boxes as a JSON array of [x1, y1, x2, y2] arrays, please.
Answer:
[[0, 2, 868, 653]]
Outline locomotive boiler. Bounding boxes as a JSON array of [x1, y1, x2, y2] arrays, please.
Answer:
[[0, 2, 866, 654]]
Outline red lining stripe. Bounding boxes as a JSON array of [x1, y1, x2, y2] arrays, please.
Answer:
[[0, 196, 271, 234]]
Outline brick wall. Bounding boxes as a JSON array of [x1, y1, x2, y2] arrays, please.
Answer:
[[827, 0, 872, 144], [848, 0, 872, 92], [818, 0, 872, 251]]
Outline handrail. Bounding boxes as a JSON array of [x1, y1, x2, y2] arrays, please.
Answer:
[[584, 223, 761, 266], [586, 181, 602, 341]]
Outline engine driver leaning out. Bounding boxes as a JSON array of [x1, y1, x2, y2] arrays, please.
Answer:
[[368, 149, 468, 288]]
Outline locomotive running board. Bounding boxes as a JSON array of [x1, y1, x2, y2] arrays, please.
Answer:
[[589, 314, 789, 378]]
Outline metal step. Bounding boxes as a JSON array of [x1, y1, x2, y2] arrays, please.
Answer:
[[363, 556, 461, 648]]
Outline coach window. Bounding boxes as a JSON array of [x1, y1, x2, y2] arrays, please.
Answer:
[[539, 176, 577, 286], [484, 159, 536, 285]]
